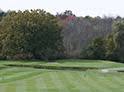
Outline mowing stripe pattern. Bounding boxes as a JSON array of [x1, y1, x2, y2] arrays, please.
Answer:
[[0, 67, 124, 92]]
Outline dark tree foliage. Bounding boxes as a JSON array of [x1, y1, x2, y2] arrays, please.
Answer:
[[81, 37, 106, 59], [56, 10, 75, 20], [108, 20, 124, 62], [105, 34, 117, 60], [0, 9, 63, 60]]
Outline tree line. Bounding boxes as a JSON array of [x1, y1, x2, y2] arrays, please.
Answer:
[[0, 9, 124, 62]]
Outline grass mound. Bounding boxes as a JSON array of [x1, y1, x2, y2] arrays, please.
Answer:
[[5, 64, 99, 71]]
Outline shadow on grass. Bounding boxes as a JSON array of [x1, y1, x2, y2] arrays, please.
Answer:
[[0, 66, 8, 70], [5, 64, 100, 71]]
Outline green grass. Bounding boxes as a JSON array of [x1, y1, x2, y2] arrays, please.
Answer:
[[0, 59, 124, 92], [1, 59, 124, 68]]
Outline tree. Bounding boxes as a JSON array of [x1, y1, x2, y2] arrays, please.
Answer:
[[0, 9, 63, 60], [110, 20, 124, 62], [60, 15, 113, 58], [0, 9, 6, 21], [81, 37, 106, 59], [56, 10, 75, 20], [105, 34, 117, 60]]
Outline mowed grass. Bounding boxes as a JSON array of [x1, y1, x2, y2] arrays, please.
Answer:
[[0, 60, 124, 92], [1, 59, 124, 68]]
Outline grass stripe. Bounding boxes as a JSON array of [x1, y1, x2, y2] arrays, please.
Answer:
[[80, 73, 102, 92], [49, 71, 69, 92], [113, 75, 124, 85], [55, 71, 72, 92], [90, 72, 124, 92], [99, 74, 123, 91], [5, 82, 16, 92], [0, 71, 41, 83], [61, 71, 89, 92], [42, 72, 58, 92], [87, 72, 113, 92], [15, 80, 26, 92], [79, 71, 113, 92], [56, 71, 76, 91], [35, 75, 48, 92], [69, 71, 92, 92], [0, 85, 5, 92], [111, 75, 124, 92], [26, 78, 38, 92]]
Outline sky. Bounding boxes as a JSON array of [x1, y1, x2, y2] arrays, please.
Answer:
[[0, 0, 124, 17]]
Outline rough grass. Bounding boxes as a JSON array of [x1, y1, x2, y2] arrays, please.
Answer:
[[0, 60, 124, 92]]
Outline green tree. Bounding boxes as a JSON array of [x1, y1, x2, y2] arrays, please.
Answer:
[[0, 9, 63, 60], [110, 20, 124, 62], [81, 37, 106, 59], [105, 34, 117, 60]]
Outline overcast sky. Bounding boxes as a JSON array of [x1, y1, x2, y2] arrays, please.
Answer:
[[0, 0, 124, 17]]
